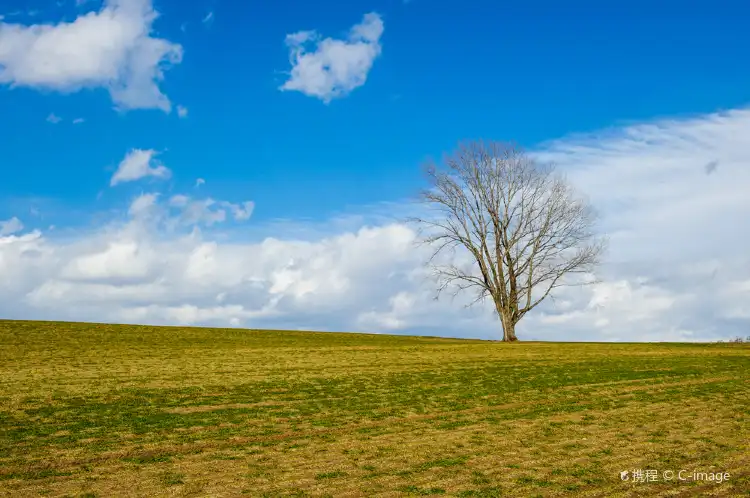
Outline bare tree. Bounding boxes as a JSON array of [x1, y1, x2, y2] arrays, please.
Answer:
[[411, 141, 604, 341]]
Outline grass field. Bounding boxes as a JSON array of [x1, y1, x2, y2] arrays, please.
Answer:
[[0, 320, 748, 497]]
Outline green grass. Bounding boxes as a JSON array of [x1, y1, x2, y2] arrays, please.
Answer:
[[1, 319, 748, 497]]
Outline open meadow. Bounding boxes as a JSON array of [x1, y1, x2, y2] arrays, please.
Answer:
[[0, 320, 748, 497]]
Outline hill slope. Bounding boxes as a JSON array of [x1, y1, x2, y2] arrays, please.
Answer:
[[1, 320, 748, 496]]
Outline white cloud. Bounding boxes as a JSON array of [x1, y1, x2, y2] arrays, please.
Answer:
[[72, 117, 85, 124], [61, 240, 154, 283], [110, 149, 171, 186], [223, 200, 254, 221], [128, 192, 159, 217], [0, 217, 23, 236], [168, 194, 189, 207], [280, 12, 384, 103], [130, 192, 254, 229], [1, 107, 749, 342], [358, 291, 414, 330], [0, 0, 182, 112], [195, 178, 205, 188], [202, 11, 213, 25], [172, 198, 251, 226], [46, 113, 62, 124], [179, 198, 226, 226], [176, 105, 188, 118]]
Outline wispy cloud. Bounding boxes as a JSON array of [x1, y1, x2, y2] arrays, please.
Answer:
[[46, 113, 62, 124], [222, 200, 254, 221], [132, 192, 254, 228], [110, 149, 171, 186], [176, 105, 188, 119]]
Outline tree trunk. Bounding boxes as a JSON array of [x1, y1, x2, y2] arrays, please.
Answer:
[[500, 313, 519, 342]]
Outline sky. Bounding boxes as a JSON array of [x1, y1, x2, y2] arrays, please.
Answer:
[[0, 0, 749, 341]]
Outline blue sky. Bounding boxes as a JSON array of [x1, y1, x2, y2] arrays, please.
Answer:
[[1, 0, 749, 340], [3, 0, 749, 223]]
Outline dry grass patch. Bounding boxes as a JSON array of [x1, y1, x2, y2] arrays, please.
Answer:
[[1, 319, 748, 497]]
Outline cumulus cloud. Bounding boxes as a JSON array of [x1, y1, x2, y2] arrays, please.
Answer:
[[0, 217, 23, 236], [110, 149, 171, 186], [11, 221, 420, 330], [280, 12, 384, 102], [61, 240, 154, 283], [0, 0, 182, 112], [1, 108, 749, 342]]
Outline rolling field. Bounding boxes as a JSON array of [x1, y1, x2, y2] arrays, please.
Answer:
[[0, 320, 748, 497]]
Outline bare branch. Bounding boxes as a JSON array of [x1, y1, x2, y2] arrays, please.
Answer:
[[411, 140, 605, 341]]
